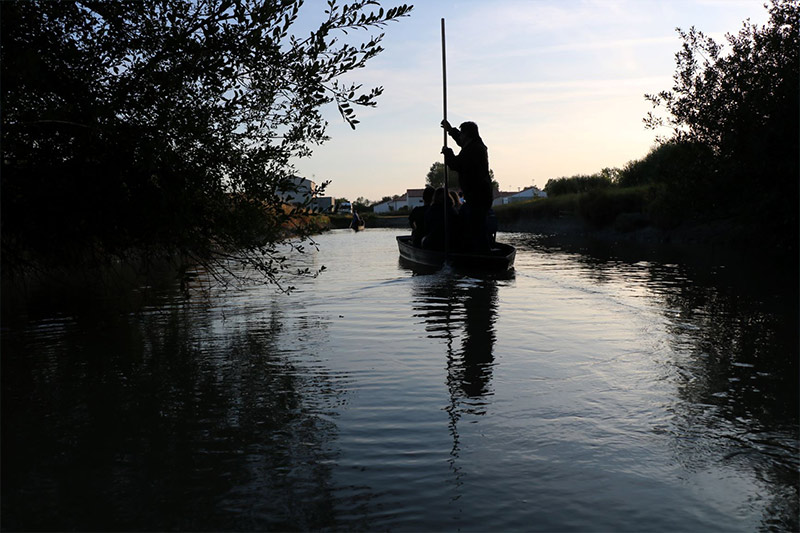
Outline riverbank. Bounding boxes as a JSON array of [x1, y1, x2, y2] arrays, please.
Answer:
[[496, 209, 797, 256], [365, 209, 796, 256], [327, 214, 408, 229]]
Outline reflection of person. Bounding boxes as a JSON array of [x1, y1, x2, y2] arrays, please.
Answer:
[[441, 120, 493, 252], [422, 187, 459, 250], [409, 186, 434, 247], [460, 280, 497, 399]]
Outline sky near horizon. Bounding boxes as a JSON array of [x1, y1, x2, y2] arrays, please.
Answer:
[[292, 0, 771, 202]]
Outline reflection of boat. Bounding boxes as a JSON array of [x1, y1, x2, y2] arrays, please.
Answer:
[[412, 276, 499, 503], [396, 235, 515, 272]]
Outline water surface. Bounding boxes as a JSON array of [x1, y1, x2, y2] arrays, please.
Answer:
[[2, 229, 797, 531]]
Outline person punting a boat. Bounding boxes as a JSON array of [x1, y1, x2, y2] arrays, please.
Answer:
[[440, 120, 494, 253]]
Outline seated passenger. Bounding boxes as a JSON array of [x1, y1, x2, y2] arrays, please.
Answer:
[[422, 187, 460, 251], [409, 186, 435, 247]]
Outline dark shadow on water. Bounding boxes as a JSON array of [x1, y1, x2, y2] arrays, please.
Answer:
[[1, 292, 342, 531]]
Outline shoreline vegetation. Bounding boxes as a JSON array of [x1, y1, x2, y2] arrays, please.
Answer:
[[2, 1, 797, 306], [2, 200, 793, 318], [341, 198, 795, 252]]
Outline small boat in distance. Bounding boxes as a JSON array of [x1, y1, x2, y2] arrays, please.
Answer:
[[396, 235, 515, 272], [350, 213, 365, 231]]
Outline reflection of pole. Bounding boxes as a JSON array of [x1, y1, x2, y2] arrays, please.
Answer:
[[442, 279, 464, 503], [441, 18, 450, 259]]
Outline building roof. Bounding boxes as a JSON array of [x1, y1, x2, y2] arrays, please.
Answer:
[[493, 190, 517, 199]]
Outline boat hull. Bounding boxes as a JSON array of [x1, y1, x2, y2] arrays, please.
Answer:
[[396, 235, 515, 272]]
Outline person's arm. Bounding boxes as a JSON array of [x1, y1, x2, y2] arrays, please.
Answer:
[[442, 146, 459, 171], [440, 120, 462, 145]]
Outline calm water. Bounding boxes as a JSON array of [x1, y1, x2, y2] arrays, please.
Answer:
[[2, 228, 798, 531]]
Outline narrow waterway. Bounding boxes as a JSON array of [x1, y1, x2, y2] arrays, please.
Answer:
[[2, 228, 797, 531]]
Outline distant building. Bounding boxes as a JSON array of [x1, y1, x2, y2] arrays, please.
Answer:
[[492, 186, 547, 207], [374, 186, 546, 212], [373, 194, 407, 214], [406, 189, 426, 209], [277, 176, 316, 205], [277, 176, 337, 212], [311, 196, 334, 212], [372, 188, 426, 213]]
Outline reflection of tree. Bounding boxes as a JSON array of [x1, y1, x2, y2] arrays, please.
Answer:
[[1, 294, 342, 531], [515, 234, 798, 531], [411, 275, 500, 502], [658, 281, 799, 531]]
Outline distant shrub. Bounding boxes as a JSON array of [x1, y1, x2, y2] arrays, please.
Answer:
[[494, 195, 577, 224], [544, 172, 613, 197], [577, 187, 648, 228], [617, 141, 713, 188]]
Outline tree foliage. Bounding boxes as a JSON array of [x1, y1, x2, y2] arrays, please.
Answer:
[[543, 171, 615, 197], [426, 162, 458, 190], [353, 196, 371, 211], [1, 0, 412, 290], [644, 0, 798, 220]]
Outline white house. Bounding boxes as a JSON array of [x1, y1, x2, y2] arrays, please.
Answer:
[[405, 188, 426, 209], [492, 186, 547, 206], [373, 194, 406, 213], [311, 196, 334, 212], [278, 176, 321, 205], [372, 189, 426, 213]]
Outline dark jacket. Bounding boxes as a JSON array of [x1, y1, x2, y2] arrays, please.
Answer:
[[408, 205, 428, 247], [443, 136, 493, 211], [422, 201, 460, 250]]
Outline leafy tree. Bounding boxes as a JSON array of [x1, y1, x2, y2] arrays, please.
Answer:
[[1, 0, 412, 291], [644, 0, 798, 222], [489, 169, 500, 194], [353, 197, 371, 212], [426, 162, 459, 190]]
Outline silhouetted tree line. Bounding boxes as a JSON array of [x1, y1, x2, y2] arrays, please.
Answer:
[[1, 1, 411, 289], [542, 1, 798, 236], [544, 169, 617, 197], [643, 0, 798, 229]]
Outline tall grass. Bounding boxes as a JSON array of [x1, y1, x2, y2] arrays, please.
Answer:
[[495, 186, 651, 229]]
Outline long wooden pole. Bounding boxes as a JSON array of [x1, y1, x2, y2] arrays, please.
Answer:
[[441, 18, 450, 258]]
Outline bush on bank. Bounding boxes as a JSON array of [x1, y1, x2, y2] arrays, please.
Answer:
[[494, 186, 651, 231], [499, 2, 798, 244]]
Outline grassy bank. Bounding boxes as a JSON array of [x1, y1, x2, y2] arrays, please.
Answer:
[[495, 186, 650, 231], [493, 185, 795, 252]]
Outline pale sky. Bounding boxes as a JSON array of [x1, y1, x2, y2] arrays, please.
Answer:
[[292, 0, 771, 202]]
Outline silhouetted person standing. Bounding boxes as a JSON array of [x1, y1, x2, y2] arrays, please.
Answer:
[[441, 120, 493, 252]]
